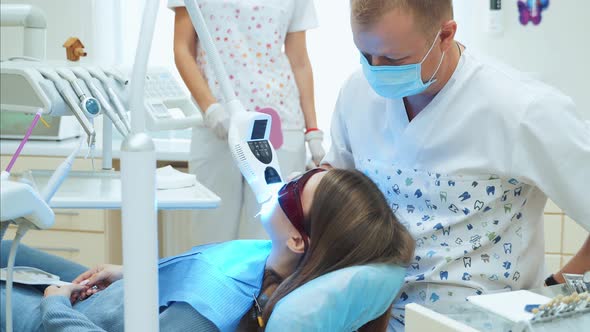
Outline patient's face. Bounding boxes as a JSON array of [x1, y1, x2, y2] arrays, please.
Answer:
[[261, 172, 326, 244]]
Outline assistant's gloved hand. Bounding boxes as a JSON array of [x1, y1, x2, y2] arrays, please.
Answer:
[[204, 103, 230, 140], [305, 129, 326, 167]]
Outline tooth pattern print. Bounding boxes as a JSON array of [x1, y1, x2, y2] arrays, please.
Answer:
[[357, 158, 529, 309]]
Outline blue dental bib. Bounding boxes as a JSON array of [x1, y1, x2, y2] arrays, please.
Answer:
[[158, 240, 271, 331]]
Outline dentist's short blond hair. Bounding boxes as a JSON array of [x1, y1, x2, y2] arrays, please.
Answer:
[[351, 0, 453, 35]]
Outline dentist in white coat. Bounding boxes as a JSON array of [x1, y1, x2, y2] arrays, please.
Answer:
[[321, 1, 590, 330]]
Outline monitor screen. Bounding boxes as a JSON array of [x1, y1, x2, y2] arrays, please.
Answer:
[[251, 119, 268, 140]]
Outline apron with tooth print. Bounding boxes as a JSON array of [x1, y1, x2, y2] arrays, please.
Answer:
[[356, 157, 531, 325]]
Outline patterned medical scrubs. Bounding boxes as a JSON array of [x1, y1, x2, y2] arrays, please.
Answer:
[[357, 159, 530, 314]]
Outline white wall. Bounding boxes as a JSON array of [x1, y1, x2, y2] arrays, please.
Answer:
[[453, 0, 590, 119], [0, 0, 175, 67], [307, 1, 358, 145], [0, 0, 118, 64], [118, 0, 177, 69]]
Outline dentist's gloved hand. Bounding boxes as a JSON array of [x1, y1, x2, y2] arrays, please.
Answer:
[[305, 129, 326, 167], [204, 103, 230, 140]]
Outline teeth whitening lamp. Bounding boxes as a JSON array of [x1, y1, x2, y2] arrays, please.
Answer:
[[184, 0, 284, 203]]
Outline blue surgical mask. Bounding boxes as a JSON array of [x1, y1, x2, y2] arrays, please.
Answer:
[[360, 31, 445, 99]]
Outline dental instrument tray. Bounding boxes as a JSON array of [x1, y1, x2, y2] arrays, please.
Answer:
[[22, 169, 220, 210], [0, 266, 70, 286]]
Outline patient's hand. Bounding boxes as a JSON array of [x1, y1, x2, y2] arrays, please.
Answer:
[[72, 264, 123, 300], [44, 284, 86, 304]]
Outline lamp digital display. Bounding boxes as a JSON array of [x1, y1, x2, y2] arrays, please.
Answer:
[[251, 119, 268, 140]]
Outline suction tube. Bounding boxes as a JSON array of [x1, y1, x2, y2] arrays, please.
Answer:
[[42, 136, 83, 202], [5, 224, 29, 332]]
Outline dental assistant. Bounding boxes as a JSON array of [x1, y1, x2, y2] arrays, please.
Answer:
[[322, 0, 590, 330], [170, 0, 325, 247]]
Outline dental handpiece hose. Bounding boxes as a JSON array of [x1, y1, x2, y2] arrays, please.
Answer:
[[102, 67, 131, 129], [5, 110, 42, 173], [37, 68, 96, 147], [71, 67, 129, 137], [87, 67, 131, 132], [42, 136, 84, 202], [5, 223, 30, 332]]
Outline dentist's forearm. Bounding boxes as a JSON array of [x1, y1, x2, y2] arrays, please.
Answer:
[[554, 235, 590, 283]]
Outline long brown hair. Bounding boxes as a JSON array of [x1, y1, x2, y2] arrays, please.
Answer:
[[262, 169, 415, 323]]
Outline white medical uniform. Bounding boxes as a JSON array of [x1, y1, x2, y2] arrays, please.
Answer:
[[324, 49, 590, 329], [167, 0, 318, 250]]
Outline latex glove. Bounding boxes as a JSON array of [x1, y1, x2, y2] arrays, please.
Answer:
[[72, 264, 123, 300], [305, 129, 326, 167], [44, 284, 86, 304], [204, 103, 230, 140]]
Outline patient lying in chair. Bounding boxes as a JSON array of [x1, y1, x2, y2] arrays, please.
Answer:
[[1, 169, 414, 332]]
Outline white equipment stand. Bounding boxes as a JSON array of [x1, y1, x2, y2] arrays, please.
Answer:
[[120, 1, 186, 331]]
